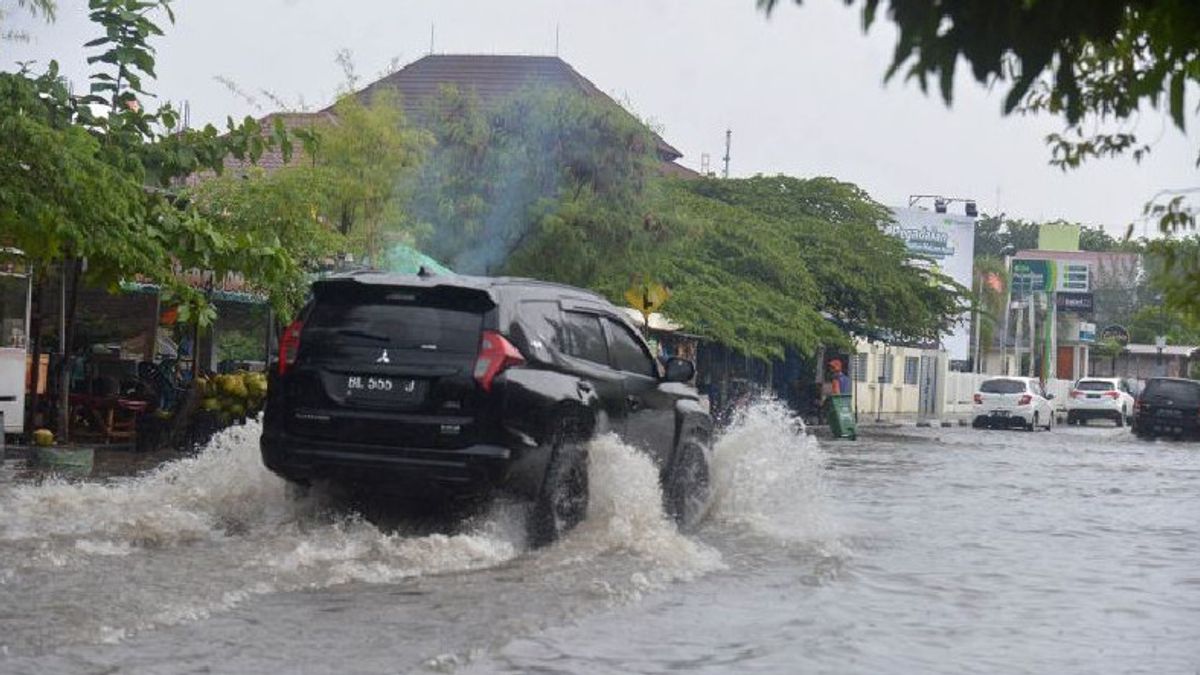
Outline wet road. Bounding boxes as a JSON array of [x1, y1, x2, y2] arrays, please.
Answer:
[[1, 403, 1198, 674]]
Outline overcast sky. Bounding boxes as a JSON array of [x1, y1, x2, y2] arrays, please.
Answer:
[[5, 0, 1196, 233]]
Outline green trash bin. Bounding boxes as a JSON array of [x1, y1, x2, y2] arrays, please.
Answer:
[[827, 394, 857, 440]]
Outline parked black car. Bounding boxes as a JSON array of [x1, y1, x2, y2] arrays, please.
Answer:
[[1132, 377, 1200, 440], [261, 271, 713, 545]]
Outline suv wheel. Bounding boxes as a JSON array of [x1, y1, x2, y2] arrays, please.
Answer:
[[528, 425, 589, 549], [664, 436, 711, 530]]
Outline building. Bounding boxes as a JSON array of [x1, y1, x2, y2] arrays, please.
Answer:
[[980, 249, 1142, 381], [1089, 344, 1198, 380], [224, 54, 697, 178]]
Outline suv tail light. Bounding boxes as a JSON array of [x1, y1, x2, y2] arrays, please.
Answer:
[[474, 330, 525, 392], [1134, 398, 1142, 413], [278, 319, 304, 375], [1104, 391, 1120, 399], [1069, 390, 1081, 399], [1018, 394, 1032, 406], [973, 393, 982, 404]]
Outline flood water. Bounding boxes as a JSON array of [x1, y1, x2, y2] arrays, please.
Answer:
[[1, 403, 1197, 674]]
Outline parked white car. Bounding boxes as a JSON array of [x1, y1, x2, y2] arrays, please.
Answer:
[[971, 377, 1055, 431], [1065, 377, 1135, 427]]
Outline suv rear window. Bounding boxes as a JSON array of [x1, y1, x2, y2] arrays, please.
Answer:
[[1076, 380, 1115, 392], [307, 286, 487, 354], [980, 379, 1027, 394], [1142, 379, 1200, 404]]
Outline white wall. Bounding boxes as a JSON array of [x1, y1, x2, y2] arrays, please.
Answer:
[[847, 339, 933, 419], [942, 371, 992, 415], [943, 370, 1074, 416]]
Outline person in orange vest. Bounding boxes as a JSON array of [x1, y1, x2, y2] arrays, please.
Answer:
[[829, 358, 851, 396]]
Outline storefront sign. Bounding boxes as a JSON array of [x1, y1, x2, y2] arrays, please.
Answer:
[[1056, 292, 1094, 313], [1078, 322, 1096, 343], [1099, 324, 1129, 345]]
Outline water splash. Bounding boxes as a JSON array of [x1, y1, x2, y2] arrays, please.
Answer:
[[708, 398, 837, 543], [0, 400, 837, 657], [0, 422, 298, 546], [0, 418, 729, 652], [547, 434, 722, 581]]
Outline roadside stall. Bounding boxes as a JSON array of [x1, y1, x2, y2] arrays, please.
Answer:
[[117, 270, 272, 451]]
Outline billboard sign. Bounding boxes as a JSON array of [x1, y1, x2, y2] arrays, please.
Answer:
[[888, 208, 976, 360], [1012, 259, 1053, 296], [1012, 258, 1091, 297]]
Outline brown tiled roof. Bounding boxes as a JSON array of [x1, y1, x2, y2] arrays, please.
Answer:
[[333, 54, 684, 162], [659, 160, 701, 178], [202, 55, 695, 180]]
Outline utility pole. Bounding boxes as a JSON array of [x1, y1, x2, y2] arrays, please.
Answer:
[[1048, 289, 1058, 379], [1028, 295, 1037, 377], [1014, 301, 1024, 377], [722, 129, 731, 179]]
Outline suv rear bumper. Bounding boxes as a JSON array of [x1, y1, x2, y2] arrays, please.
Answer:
[[261, 432, 524, 497], [1132, 414, 1200, 439]]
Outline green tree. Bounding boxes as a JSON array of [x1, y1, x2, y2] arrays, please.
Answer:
[[302, 92, 429, 263], [972, 215, 1044, 258], [412, 86, 658, 275], [1142, 235, 1200, 333], [413, 89, 963, 359], [761, 0, 1200, 320], [1079, 225, 1119, 252], [1, 0, 332, 437], [678, 176, 964, 344]]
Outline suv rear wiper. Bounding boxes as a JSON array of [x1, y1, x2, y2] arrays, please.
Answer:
[[335, 328, 390, 343]]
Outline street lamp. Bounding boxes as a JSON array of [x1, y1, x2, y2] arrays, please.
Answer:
[[908, 195, 978, 216]]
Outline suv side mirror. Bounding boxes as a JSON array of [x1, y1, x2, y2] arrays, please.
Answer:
[[664, 357, 695, 383], [1046, 393, 1055, 400]]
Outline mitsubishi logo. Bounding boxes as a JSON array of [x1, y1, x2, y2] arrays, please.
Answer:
[[376, 349, 390, 364]]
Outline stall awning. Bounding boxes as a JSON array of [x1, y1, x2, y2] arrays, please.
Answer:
[[119, 270, 266, 305], [382, 244, 452, 275]]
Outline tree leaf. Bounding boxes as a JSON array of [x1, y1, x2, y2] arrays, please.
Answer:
[[1169, 70, 1185, 131]]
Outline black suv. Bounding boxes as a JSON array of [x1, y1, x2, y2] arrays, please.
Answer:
[[1132, 377, 1200, 440], [261, 271, 712, 544]]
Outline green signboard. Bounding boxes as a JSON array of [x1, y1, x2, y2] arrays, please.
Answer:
[[1011, 259, 1055, 297]]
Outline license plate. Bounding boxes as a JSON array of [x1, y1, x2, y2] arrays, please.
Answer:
[[344, 375, 423, 403], [1087, 394, 1100, 399], [991, 410, 1010, 417], [1156, 408, 1182, 418]]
